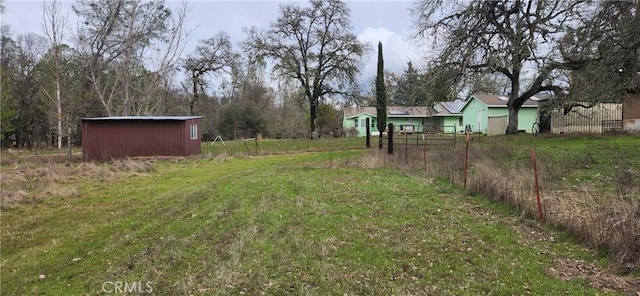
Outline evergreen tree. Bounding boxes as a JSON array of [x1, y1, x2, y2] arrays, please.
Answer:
[[375, 41, 387, 148]]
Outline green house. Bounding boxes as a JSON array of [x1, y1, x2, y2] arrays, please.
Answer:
[[460, 94, 542, 135], [342, 106, 435, 137], [342, 95, 542, 137], [431, 100, 465, 133], [342, 107, 377, 137]]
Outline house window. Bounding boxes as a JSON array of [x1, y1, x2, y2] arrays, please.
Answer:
[[360, 118, 366, 128], [190, 124, 198, 139], [371, 120, 375, 128], [354, 119, 359, 128], [458, 117, 463, 126]]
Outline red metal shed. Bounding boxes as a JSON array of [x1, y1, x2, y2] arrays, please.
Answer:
[[82, 116, 203, 161]]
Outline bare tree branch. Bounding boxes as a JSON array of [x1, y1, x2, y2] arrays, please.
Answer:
[[413, 0, 594, 134], [244, 0, 368, 138]]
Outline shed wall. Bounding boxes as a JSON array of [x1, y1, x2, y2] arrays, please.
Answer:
[[82, 119, 201, 161], [183, 118, 202, 156]]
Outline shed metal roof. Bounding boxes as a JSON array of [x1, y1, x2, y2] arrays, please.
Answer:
[[83, 116, 204, 121]]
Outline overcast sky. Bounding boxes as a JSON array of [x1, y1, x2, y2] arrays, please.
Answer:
[[2, 0, 431, 87]]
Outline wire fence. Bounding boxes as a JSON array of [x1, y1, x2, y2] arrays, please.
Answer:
[[379, 130, 640, 266]]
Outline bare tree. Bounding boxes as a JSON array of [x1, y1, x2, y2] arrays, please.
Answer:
[[413, 0, 594, 134], [10, 33, 48, 148], [183, 32, 236, 115], [41, 0, 67, 149], [566, 0, 640, 101], [73, 0, 187, 116], [245, 0, 368, 138]]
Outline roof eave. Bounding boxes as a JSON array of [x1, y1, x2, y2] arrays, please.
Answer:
[[432, 114, 462, 117], [345, 112, 377, 119], [82, 116, 204, 121]]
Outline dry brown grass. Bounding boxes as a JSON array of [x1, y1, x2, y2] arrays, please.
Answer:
[[382, 142, 640, 270], [1, 157, 156, 209], [544, 189, 640, 268]]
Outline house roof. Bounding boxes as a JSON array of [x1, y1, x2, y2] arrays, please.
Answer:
[[432, 99, 465, 117], [440, 99, 466, 113], [83, 116, 204, 121], [343, 106, 377, 118], [470, 94, 546, 108], [343, 106, 435, 119], [388, 106, 434, 117]]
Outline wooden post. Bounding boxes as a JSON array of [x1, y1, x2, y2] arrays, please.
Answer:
[[405, 129, 408, 164], [255, 137, 260, 154], [423, 133, 427, 173], [531, 148, 544, 222], [388, 123, 394, 155], [464, 133, 469, 190], [366, 118, 371, 148]]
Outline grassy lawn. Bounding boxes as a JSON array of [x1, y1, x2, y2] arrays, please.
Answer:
[[202, 136, 372, 156], [1, 150, 619, 295]]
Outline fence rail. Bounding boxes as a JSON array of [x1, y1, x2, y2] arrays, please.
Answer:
[[548, 103, 623, 134], [379, 124, 458, 149]]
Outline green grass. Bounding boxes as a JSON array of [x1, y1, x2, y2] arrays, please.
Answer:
[[202, 136, 371, 156], [1, 150, 618, 295], [470, 134, 640, 195]]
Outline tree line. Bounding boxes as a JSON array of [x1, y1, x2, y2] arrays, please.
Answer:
[[0, 0, 353, 149], [1, 0, 638, 149]]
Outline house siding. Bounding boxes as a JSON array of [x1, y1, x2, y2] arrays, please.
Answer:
[[343, 113, 377, 137], [516, 108, 539, 132], [430, 115, 462, 133], [442, 116, 462, 133], [461, 98, 486, 133], [388, 117, 418, 132], [461, 97, 539, 134]]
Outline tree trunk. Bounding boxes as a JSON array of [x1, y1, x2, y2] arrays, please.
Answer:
[[55, 78, 62, 149], [507, 70, 520, 134], [506, 103, 520, 134], [310, 99, 319, 139], [66, 122, 72, 161]]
